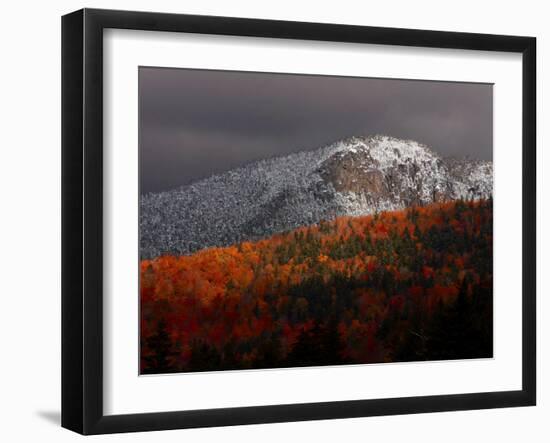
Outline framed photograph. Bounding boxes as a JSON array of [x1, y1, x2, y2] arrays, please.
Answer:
[[62, 8, 536, 435]]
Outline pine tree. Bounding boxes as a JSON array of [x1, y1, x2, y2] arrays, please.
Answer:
[[144, 319, 175, 373]]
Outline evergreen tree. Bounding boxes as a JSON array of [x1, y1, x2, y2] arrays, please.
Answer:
[[144, 319, 176, 373]]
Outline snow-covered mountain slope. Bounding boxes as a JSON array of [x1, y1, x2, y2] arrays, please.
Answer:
[[140, 135, 492, 258]]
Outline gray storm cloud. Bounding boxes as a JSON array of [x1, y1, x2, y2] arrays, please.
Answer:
[[139, 67, 492, 195]]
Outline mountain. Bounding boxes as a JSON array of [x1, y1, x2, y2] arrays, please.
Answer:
[[140, 135, 492, 258]]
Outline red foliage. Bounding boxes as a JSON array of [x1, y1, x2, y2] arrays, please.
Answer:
[[140, 199, 492, 373]]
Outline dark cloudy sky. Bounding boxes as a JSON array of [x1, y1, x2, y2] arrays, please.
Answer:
[[139, 67, 492, 195]]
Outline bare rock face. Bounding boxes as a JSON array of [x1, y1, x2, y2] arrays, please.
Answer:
[[140, 135, 493, 258], [319, 151, 389, 196], [315, 136, 472, 211]]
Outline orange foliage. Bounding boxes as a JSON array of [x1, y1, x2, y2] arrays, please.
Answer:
[[141, 199, 493, 373]]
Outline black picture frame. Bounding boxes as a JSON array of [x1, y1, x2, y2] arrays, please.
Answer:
[[62, 8, 536, 435]]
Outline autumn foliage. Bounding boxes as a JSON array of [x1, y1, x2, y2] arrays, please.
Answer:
[[140, 199, 493, 374]]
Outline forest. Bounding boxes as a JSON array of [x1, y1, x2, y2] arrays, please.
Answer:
[[140, 199, 493, 374]]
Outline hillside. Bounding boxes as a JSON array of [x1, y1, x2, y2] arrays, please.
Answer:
[[140, 199, 493, 374], [140, 135, 492, 258]]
